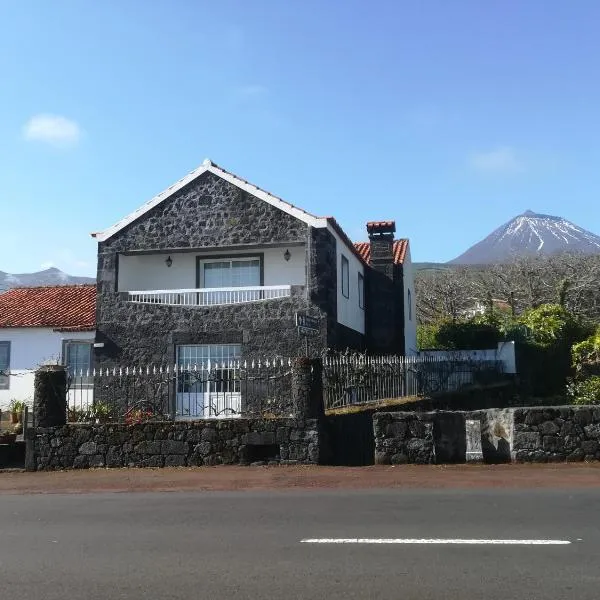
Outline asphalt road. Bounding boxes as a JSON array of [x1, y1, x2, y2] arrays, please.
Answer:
[[0, 489, 598, 600]]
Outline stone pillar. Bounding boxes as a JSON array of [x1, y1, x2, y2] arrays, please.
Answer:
[[34, 365, 67, 427], [292, 357, 324, 419]]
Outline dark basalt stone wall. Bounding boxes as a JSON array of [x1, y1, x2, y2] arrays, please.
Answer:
[[33, 419, 323, 470]]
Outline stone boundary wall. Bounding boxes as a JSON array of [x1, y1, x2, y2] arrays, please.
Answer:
[[374, 406, 600, 465], [373, 411, 466, 465], [513, 407, 600, 463], [373, 413, 435, 465], [31, 418, 321, 471]]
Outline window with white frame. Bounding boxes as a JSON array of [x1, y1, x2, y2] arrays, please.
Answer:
[[0, 341, 10, 390], [200, 257, 261, 288], [358, 272, 365, 309], [341, 255, 350, 298]]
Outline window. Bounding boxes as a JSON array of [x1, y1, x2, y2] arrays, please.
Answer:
[[64, 342, 93, 386], [0, 341, 10, 390], [341, 255, 350, 298], [358, 273, 365, 309], [201, 257, 261, 288], [408, 288, 413, 321]]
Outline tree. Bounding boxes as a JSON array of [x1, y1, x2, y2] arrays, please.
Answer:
[[415, 267, 475, 325], [415, 253, 600, 325]]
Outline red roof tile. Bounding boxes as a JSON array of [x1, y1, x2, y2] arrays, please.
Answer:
[[353, 239, 409, 265], [0, 285, 96, 329]]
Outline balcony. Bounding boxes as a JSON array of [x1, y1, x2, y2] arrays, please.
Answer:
[[126, 285, 292, 308]]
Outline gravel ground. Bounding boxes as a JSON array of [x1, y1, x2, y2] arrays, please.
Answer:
[[1, 463, 600, 495]]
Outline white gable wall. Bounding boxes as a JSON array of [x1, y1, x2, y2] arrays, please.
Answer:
[[330, 230, 366, 335], [0, 328, 94, 409]]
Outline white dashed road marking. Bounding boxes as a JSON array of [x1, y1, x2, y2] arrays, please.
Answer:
[[301, 538, 572, 545]]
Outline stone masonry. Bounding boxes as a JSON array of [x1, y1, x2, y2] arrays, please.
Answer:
[[512, 406, 600, 463], [374, 406, 600, 465], [373, 412, 435, 465], [33, 418, 322, 471]]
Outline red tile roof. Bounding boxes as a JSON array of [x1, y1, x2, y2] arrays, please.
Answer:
[[0, 285, 96, 330], [353, 239, 409, 265]]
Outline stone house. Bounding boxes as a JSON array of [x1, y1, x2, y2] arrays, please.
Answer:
[[91, 159, 416, 374]]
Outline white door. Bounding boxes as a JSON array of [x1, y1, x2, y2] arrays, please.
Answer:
[[176, 344, 242, 419]]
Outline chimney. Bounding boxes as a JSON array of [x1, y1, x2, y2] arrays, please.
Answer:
[[367, 220, 396, 279]]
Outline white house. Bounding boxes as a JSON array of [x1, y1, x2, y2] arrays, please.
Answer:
[[0, 285, 96, 410]]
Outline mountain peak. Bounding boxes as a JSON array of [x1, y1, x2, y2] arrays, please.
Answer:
[[0, 269, 95, 292], [449, 211, 600, 265]]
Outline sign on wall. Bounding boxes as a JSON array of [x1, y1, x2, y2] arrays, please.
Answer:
[[295, 313, 320, 337]]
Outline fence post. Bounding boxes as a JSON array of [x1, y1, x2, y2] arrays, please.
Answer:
[[292, 357, 324, 419], [34, 365, 67, 428]]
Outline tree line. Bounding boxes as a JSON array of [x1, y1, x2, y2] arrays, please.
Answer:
[[415, 252, 600, 326], [414, 252, 600, 402]]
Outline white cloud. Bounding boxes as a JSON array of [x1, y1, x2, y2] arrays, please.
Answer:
[[469, 147, 523, 174], [23, 114, 82, 147], [40, 261, 56, 270]]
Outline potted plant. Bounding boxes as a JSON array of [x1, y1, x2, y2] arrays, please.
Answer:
[[8, 399, 27, 424]]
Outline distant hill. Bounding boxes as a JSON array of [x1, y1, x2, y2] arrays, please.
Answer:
[[450, 210, 600, 265], [0, 268, 95, 292], [413, 262, 451, 271]]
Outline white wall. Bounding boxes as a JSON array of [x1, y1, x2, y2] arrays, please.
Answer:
[[118, 247, 306, 291], [402, 245, 418, 355], [329, 229, 366, 335], [0, 328, 94, 409], [420, 341, 517, 374]]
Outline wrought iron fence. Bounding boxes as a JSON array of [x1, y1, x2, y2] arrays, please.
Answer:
[[322, 354, 505, 410], [66, 359, 294, 423]]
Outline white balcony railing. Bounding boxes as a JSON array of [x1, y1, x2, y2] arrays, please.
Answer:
[[127, 285, 292, 307]]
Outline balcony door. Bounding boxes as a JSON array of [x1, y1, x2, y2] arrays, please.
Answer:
[[175, 344, 242, 419], [198, 256, 262, 304]]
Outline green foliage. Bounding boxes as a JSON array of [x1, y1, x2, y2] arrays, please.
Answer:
[[514, 304, 596, 398], [8, 399, 27, 413], [571, 328, 600, 379], [417, 324, 440, 350], [436, 321, 501, 350], [567, 375, 600, 405], [518, 304, 588, 348], [417, 319, 502, 350]]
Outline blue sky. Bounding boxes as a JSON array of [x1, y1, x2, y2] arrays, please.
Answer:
[[1, 0, 600, 276]]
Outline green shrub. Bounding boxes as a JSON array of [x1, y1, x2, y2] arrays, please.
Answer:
[[519, 304, 588, 348], [567, 375, 600, 405], [417, 324, 440, 350], [435, 321, 501, 350], [571, 328, 600, 379]]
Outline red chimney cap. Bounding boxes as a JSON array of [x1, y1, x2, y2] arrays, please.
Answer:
[[366, 220, 396, 234]]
